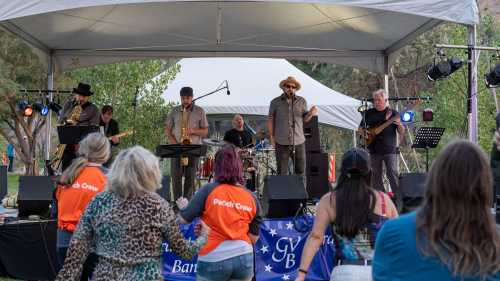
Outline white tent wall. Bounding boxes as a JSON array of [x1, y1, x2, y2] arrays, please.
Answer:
[[163, 58, 362, 130]]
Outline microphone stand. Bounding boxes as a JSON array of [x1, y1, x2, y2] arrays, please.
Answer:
[[291, 94, 297, 175], [132, 87, 138, 145], [192, 80, 230, 103]]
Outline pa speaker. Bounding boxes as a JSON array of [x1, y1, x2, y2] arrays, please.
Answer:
[[263, 175, 307, 218], [303, 116, 321, 153], [157, 176, 171, 201], [399, 173, 426, 213], [306, 153, 330, 199], [0, 165, 6, 200], [17, 176, 55, 218]]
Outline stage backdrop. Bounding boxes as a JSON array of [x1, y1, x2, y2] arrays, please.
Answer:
[[162, 216, 335, 281]]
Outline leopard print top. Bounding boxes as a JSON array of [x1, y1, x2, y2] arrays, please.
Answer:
[[55, 191, 206, 281]]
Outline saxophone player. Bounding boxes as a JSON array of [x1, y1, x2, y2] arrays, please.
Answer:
[[165, 87, 208, 201], [58, 83, 100, 171]]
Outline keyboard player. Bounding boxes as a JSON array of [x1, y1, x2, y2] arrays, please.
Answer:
[[164, 87, 209, 200]]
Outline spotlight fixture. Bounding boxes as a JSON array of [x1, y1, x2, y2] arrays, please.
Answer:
[[48, 102, 63, 115], [32, 102, 49, 116], [427, 56, 463, 81], [485, 64, 500, 88], [18, 100, 33, 117], [401, 111, 415, 123]]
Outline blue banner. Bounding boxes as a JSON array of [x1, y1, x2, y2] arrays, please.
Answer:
[[162, 216, 335, 281]]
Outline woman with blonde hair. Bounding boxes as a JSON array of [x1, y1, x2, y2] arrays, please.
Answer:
[[56, 146, 209, 281], [373, 140, 500, 281], [55, 132, 110, 279]]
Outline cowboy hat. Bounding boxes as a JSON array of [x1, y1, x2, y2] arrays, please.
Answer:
[[279, 76, 301, 91], [73, 82, 94, 96]]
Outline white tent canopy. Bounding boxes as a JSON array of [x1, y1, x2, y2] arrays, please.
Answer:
[[0, 0, 478, 73], [163, 57, 362, 130]]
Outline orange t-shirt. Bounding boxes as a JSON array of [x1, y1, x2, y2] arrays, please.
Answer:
[[181, 183, 262, 256], [56, 166, 107, 232]]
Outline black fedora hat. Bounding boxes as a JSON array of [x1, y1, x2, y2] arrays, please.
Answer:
[[73, 83, 94, 96]]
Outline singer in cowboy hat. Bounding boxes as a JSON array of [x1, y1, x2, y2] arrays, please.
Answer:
[[268, 76, 318, 177], [58, 82, 101, 171]]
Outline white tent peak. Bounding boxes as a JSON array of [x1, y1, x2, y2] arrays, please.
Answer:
[[163, 58, 362, 130]]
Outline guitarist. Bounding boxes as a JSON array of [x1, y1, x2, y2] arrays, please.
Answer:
[[100, 105, 120, 167], [358, 89, 404, 210]]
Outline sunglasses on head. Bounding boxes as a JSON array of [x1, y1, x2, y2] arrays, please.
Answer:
[[285, 84, 297, 89]]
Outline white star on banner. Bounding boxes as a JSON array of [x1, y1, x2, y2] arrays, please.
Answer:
[[260, 245, 269, 254], [282, 274, 290, 280], [286, 222, 294, 230], [264, 264, 272, 272], [269, 228, 277, 237]]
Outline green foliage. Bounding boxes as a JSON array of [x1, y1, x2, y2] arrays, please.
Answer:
[[67, 60, 179, 150], [293, 12, 499, 169]]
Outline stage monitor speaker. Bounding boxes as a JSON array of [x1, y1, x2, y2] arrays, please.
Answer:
[[306, 152, 330, 199], [17, 176, 55, 218], [303, 116, 321, 153], [0, 165, 6, 200], [157, 176, 171, 201], [399, 173, 426, 213], [263, 175, 307, 218]]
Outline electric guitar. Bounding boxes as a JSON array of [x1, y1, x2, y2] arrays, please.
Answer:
[[108, 130, 134, 141], [359, 101, 422, 147], [360, 114, 400, 146]]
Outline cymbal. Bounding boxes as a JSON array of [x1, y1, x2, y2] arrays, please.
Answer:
[[202, 138, 225, 146]]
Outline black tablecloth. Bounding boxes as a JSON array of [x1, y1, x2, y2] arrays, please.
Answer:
[[0, 219, 58, 280]]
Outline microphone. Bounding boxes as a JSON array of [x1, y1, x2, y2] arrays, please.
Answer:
[[226, 80, 231, 95]]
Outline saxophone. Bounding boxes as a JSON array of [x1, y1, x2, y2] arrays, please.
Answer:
[[50, 103, 83, 172], [180, 106, 191, 166]]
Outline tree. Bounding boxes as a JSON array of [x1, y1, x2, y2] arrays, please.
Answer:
[[0, 30, 46, 175], [67, 60, 179, 151]]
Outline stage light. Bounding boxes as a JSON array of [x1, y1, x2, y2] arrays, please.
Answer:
[[48, 102, 62, 115], [401, 111, 415, 123], [18, 100, 33, 117], [32, 102, 49, 116], [485, 64, 500, 88], [427, 57, 463, 81], [423, 108, 434, 122]]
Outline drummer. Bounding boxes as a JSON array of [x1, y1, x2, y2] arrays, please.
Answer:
[[223, 114, 257, 191], [223, 114, 254, 149]]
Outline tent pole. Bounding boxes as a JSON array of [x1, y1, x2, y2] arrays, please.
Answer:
[[45, 53, 54, 174], [468, 25, 478, 143]]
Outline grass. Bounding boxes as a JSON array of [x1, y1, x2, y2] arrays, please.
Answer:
[[7, 173, 19, 195]]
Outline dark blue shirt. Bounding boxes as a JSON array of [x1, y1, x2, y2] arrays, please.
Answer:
[[373, 212, 500, 281]]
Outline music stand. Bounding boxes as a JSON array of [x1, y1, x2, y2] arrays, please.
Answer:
[[412, 127, 445, 172], [57, 126, 100, 144]]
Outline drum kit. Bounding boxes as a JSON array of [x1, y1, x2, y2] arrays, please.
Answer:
[[197, 138, 276, 193]]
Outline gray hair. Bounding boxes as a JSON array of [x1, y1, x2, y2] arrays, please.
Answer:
[[107, 146, 161, 199], [61, 132, 110, 186], [372, 89, 388, 100]]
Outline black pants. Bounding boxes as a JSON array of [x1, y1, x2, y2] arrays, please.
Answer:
[[275, 143, 306, 176], [7, 156, 13, 172], [170, 157, 198, 201], [57, 247, 98, 280], [61, 146, 78, 172]]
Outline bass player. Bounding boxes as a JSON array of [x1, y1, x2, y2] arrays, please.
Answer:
[[358, 89, 404, 209]]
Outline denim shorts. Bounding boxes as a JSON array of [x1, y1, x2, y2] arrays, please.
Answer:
[[197, 253, 254, 281]]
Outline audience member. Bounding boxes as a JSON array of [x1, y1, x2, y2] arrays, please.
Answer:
[[177, 144, 262, 281], [295, 148, 398, 281], [55, 132, 110, 279], [373, 140, 500, 281], [56, 146, 209, 281]]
